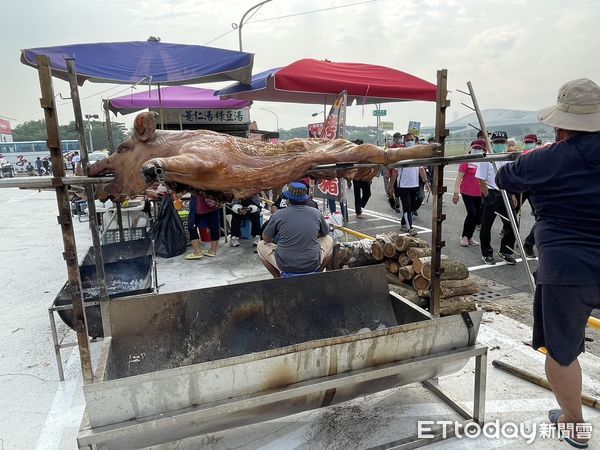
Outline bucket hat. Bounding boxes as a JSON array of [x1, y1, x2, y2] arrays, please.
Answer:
[[283, 182, 309, 202], [538, 78, 600, 132]]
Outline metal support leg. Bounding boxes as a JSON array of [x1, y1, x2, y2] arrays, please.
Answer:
[[473, 350, 487, 424], [48, 308, 65, 381]]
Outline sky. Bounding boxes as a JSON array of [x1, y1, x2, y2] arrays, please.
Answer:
[[1, 0, 599, 136]]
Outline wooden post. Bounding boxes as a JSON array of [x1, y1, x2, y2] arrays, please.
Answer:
[[36, 55, 93, 383], [430, 69, 450, 317], [65, 58, 112, 340]]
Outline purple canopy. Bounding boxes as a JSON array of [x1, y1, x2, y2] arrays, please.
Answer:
[[107, 86, 252, 115], [20, 40, 254, 86]]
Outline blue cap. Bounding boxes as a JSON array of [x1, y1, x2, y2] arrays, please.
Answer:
[[283, 182, 309, 202]]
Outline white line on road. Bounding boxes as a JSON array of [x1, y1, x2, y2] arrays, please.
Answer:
[[468, 257, 537, 272], [347, 207, 432, 234]]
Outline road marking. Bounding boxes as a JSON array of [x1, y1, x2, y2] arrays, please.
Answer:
[[36, 347, 85, 450], [348, 207, 432, 234], [468, 257, 537, 272]]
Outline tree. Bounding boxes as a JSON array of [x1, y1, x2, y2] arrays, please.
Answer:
[[12, 119, 129, 150]]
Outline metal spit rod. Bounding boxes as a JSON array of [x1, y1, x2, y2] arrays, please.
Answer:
[[465, 81, 536, 294]]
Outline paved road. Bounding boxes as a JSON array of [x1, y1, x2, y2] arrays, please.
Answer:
[[323, 167, 538, 297]]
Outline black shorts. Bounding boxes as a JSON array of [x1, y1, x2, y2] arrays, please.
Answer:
[[533, 284, 600, 366]]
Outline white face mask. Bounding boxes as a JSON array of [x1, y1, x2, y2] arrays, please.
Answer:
[[405, 140, 415, 147], [471, 148, 484, 155]]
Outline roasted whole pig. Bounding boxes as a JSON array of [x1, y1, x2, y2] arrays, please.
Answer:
[[88, 112, 440, 201]]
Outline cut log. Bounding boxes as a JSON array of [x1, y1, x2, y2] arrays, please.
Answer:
[[385, 259, 400, 274], [386, 277, 428, 308], [413, 255, 448, 274], [371, 240, 385, 261], [412, 274, 431, 291], [394, 235, 430, 252], [439, 279, 478, 298], [398, 265, 414, 282], [407, 247, 431, 262], [422, 258, 469, 281], [439, 295, 477, 316], [398, 253, 411, 267], [377, 233, 400, 258]]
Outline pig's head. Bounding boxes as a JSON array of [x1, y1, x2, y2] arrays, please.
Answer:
[[88, 112, 168, 201]]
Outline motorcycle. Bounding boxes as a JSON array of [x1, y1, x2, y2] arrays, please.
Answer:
[[0, 161, 16, 179]]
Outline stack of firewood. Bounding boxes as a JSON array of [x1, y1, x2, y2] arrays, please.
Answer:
[[335, 232, 478, 316]]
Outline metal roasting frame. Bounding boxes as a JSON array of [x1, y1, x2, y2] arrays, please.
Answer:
[[4, 63, 494, 446]]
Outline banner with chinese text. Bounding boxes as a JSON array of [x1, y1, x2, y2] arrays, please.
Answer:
[[313, 91, 347, 202]]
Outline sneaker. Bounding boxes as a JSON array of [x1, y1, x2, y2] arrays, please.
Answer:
[[408, 228, 418, 237], [230, 236, 239, 247], [252, 237, 260, 246], [481, 255, 496, 265], [468, 238, 480, 246], [400, 225, 410, 233], [498, 252, 517, 265], [523, 245, 536, 258], [460, 236, 469, 247]]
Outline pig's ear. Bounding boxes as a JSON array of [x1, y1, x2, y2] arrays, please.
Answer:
[[133, 112, 158, 142]]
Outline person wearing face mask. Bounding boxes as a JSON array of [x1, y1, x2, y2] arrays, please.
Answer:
[[475, 130, 518, 265], [496, 78, 600, 449], [389, 133, 430, 235], [452, 139, 484, 247]]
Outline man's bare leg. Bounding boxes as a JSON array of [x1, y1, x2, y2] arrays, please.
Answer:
[[545, 355, 589, 443]]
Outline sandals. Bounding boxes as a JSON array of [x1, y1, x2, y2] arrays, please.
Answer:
[[185, 253, 203, 260], [202, 250, 217, 257], [548, 409, 589, 449]]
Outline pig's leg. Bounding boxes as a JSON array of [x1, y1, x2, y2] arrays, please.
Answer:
[[141, 154, 222, 183], [384, 143, 441, 164]]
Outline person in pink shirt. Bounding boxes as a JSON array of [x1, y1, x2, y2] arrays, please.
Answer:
[[452, 139, 485, 247]]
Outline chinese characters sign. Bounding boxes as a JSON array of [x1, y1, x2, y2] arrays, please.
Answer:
[[154, 108, 250, 125]]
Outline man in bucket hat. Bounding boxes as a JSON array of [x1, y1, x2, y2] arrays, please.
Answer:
[[257, 182, 333, 278], [497, 78, 600, 449]]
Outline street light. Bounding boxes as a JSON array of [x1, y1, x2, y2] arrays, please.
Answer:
[[234, 0, 272, 51], [259, 108, 279, 130], [84, 114, 99, 153], [311, 111, 324, 117]]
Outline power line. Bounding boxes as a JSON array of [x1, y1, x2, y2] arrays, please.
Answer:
[[248, 0, 377, 24]]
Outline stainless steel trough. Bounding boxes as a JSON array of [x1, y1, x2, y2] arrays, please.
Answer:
[[78, 265, 485, 449]]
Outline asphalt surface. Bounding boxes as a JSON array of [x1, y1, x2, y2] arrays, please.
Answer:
[[333, 167, 538, 296]]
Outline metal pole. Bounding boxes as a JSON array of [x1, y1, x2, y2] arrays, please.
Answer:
[[466, 81, 536, 294], [103, 100, 115, 155], [237, 0, 272, 51], [37, 55, 93, 383], [87, 120, 94, 153], [157, 84, 165, 130], [430, 69, 449, 317], [66, 58, 112, 340]]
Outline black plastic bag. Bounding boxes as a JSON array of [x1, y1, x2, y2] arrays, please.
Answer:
[[148, 195, 187, 258]]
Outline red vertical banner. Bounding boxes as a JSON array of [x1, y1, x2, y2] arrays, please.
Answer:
[[314, 91, 347, 202]]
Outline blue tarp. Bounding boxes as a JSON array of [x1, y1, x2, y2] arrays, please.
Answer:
[[20, 40, 254, 86]]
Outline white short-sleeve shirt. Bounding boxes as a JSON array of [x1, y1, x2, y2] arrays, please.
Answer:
[[475, 161, 508, 191]]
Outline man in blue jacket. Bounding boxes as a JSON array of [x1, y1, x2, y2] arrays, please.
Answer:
[[496, 78, 600, 448]]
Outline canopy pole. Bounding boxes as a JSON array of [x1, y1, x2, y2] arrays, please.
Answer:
[[103, 99, 115, 155], [66, 58, 112, 342], [157, 83, 165, 130], [430, 69, 450, 317], [37, 55, 94, 383]]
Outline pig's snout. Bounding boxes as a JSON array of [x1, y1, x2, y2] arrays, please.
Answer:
[[141, 161, 164, 183]]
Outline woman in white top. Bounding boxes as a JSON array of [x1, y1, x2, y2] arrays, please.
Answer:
[[389, 134, 429, 235]]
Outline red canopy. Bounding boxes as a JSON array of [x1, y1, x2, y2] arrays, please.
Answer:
[[217, 59, 437, 105]]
